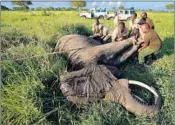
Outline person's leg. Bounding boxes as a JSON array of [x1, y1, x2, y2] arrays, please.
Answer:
[[151, 53, 157, 60], [103, 35, 111, 43], [138, 47, 157, 64]]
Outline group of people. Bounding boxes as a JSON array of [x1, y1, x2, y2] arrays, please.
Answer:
[[91, 11, 162, 65]]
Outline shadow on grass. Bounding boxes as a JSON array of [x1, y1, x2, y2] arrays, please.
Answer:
[[47, 24, 92, 50], [157, 36, 174, 58]]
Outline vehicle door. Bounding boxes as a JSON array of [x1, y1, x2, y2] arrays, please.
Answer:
[[118, 10, 124, 20], [124, 10, 130, 20]]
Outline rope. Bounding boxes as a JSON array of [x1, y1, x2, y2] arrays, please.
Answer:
[[2, 36, 92, 62], [1, 52, 61, 62], [1, 47, 85, 62]]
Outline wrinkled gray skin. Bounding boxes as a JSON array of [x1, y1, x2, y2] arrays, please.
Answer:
[[55, 34, 160, 118]]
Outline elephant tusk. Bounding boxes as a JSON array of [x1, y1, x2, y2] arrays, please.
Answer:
[[128, 80, 159, 104]]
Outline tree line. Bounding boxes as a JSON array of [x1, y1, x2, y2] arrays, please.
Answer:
[[11, 6, 88, 11], [1, 0, 174, 12]]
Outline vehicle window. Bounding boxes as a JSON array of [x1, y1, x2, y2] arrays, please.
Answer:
[[125, 11, 129, 14], [101, 9, 105, 12], [131, 11, 134, 14], [96, 9, 100, 12]]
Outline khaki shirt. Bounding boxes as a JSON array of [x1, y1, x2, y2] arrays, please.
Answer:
[[129, 18, 140, 31], [143, 29, 162, 49], [146, 18, 154, 29], [113, 15, 119, 27], [138, 18, 154, 42], [92, 23, 100, 35], [101, 25, 112, 36], [112, 27, 128, 42]]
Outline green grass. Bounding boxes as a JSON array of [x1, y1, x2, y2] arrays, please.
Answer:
[[1, 11, 174, 125]]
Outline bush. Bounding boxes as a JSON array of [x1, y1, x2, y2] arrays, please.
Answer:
[[60, 24, 92, 36], [1, 29, 33, 52], [41, 10, 51, 16]]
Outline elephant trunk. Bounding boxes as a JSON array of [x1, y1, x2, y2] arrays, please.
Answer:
[[104, 79, 160, 118]]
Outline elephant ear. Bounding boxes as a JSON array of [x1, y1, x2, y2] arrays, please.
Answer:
[[104, 79, 161, 118], [60, 64, 118, 104]]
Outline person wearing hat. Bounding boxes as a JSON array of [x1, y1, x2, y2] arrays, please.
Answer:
[[112, 21, 128, 42], [128, 12, 140, 38], [141, 12, 155, 30], [137, 22, 162, 64]]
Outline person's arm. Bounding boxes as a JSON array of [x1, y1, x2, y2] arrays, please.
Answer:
[[134, 28, 140, 39], [138, 33, 151, 52], [128, 21, 132, 37], [100, 27, 107, 39], [92, 24, 96, 35], [112, 28, 118, 42], [123, 28, 129, 39], [99, 28, 103, 36]]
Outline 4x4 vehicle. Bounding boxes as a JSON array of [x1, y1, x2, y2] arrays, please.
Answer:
[[107, 8, 135, 21], [79, 8, 109, 19]]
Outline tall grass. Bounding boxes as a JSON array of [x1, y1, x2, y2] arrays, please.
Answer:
[[1, 11, 174, 125]]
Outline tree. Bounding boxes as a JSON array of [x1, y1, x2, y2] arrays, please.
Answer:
[[166, 4, 174, 12], [13, 7, 26, 11], [118, 5, 125, 10], [35, 7, 43, 11], [147, 9, 153, 12], [1, 5, 10, 11], [47, 6, 55, 11], [112, 7, 116, 11], [71, 1, 86, 11], [12, 0, 32, 10], [30, 8, 35, 11]]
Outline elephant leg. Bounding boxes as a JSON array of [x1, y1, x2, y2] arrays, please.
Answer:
[[104, 79, 160, 118]]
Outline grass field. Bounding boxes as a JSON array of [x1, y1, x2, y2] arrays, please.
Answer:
[[1, 11, 174, 125]]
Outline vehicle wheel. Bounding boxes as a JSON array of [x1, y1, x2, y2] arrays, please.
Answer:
[[99, 15, 104, 19], [127, 17, 131, 21], [107, 17, 112, 20]]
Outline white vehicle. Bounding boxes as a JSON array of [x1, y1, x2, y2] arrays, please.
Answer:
[[79, 8, 109, 19], [107, 9, 135, 21]]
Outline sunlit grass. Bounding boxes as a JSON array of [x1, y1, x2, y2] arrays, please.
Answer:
[[1, 11, 174, 125]]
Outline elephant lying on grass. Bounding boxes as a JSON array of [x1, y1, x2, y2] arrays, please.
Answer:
[[54, 34, 161, 118]]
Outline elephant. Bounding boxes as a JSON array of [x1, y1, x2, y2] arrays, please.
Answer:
[[54, 34, 161, 118]]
